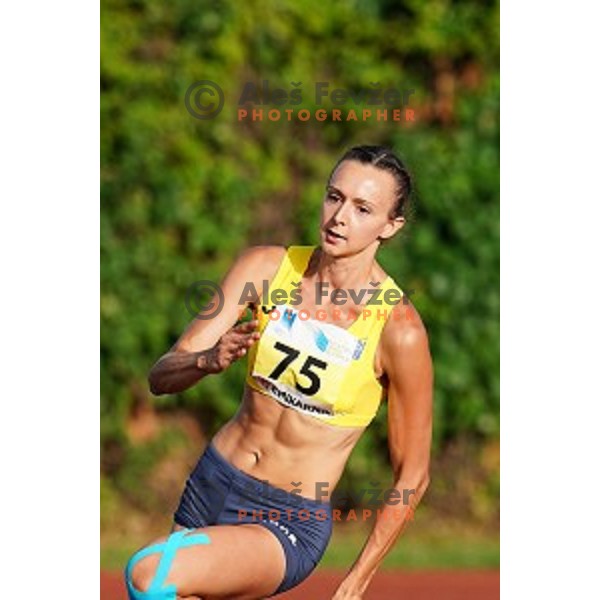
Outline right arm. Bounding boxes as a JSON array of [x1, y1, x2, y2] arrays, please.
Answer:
[[148, 245, 286, 395]]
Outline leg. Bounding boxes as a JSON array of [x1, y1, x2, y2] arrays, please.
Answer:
[[126, 523, 286, 599]]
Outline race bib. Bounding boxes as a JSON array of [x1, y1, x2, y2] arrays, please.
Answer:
[[252, 305, 367, 418]]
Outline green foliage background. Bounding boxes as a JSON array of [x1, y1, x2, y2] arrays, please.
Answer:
[[101, 0, 499, 551]]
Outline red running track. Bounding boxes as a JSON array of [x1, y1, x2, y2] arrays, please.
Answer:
[[102, 569, 499, 599]]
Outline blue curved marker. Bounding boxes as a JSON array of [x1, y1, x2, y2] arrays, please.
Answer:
[[125, 529, 211, 599]]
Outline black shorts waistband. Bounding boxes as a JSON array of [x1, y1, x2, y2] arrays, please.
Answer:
[[204, 441, 331, 510]]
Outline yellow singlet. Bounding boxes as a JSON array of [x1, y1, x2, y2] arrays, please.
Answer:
[[245, 245, 405, 428]]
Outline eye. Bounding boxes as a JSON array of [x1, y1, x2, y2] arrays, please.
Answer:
[[358, 206, 370, 214], [326, 193, 340, 202]]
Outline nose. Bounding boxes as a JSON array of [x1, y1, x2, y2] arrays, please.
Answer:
[[332, 199, 350, 226]]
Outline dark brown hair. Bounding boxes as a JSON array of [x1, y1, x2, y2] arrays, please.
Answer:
[[328, 145, 413, 219]]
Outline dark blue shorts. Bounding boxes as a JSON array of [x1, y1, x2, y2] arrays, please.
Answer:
[[174, 441, 333, 596]]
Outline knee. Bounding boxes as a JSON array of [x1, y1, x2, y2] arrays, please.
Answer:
[[126, 551, 158, 593], [124, 529, 210, 599]]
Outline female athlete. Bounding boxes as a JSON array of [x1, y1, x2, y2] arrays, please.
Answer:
[[125, 145, 433, 599]]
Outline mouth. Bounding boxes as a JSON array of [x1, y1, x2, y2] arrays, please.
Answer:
[[324, 228, 346, 242]]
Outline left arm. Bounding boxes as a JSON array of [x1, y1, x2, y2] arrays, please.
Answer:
[[332, 309, 433, 599]]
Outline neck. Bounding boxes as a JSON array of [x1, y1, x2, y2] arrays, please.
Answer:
[[311, 244, 382, 291]]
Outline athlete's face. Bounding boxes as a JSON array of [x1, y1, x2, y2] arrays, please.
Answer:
[[320, 160, 405, 253]]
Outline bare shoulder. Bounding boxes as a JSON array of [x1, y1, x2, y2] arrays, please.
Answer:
[[228, 246, 286, 290], [380, 300, 431, 370], [236, 245, 287, 282]]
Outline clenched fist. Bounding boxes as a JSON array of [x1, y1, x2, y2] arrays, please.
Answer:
[[199, 320, 261, 374]]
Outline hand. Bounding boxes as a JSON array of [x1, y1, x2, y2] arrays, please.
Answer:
[[200, 320, 260, 374], [331, 588, 363, 600], [331, 580, 364, 600]]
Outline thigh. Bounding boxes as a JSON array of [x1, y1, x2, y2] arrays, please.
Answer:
[[131, 523, 286, 599]]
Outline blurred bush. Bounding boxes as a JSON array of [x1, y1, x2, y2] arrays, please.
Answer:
[[101, 0, 499, 529]]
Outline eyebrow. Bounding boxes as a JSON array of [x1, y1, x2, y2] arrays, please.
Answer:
[[326, 185, 376, 209]]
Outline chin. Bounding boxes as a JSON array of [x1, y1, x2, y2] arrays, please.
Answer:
[[321, 242, 351, 258]]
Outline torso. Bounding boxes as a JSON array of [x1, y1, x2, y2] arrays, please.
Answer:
[[212, 246, 390, 501]]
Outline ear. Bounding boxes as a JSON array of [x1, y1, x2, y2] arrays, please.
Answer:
[[379, 216, 406, 241]]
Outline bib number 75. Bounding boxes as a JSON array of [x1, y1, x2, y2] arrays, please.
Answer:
[[268, 341, 328, 396]]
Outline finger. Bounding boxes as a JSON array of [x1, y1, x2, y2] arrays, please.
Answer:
[[245, 332, 261, 346], [228, 336, 258, 355], [233, 319, 259, 333], [225, 347, 246, 362], [226, 327, 261, 346], [239, 331, 261, 347]]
